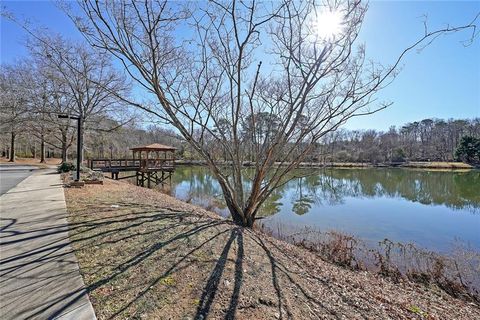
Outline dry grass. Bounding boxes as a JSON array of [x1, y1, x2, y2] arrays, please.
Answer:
[[64, 180, 480, 319], [300, 161, 474, 169], [327, 162, 372, 168], [259, 224, 480, 302], [400, 162, 473, 169], [0, 156, 62, 168]]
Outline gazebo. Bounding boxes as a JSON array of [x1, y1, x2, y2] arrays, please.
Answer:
[[130, 143, 176, 171], [130, 143, 176, 187]]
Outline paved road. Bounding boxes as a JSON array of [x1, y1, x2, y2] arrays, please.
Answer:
[[0, 164, 38, 195]]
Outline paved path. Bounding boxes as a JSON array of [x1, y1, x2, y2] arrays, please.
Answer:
[[0, 169, 96, 319], [0, 165, 37, 196]]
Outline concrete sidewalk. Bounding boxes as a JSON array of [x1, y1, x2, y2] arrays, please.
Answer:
[[0, 169, 96, 319]]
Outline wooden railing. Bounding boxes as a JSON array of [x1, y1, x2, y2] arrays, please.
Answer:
[[89, 158, 175, 171], [139, 159, 175, 170], [89, 159, 140, 170]]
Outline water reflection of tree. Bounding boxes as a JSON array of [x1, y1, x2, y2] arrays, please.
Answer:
[[258, 191, 283, 217], [172, 167, 480, 219], [321, 169, 480, 213], [267, 169, 480, 216], [289, 175, 346, 215], [172, 166, 226, 209], [173, 167, 286, 216], [291, 178, 313, 215]]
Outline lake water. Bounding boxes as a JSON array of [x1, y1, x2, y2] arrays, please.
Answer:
[[169, 166, 480, 252]]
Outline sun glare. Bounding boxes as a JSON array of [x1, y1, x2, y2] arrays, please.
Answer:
[[315, 10, 343, 40]]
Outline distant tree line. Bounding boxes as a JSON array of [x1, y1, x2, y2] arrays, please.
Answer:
[[315, 118, 480, 164], [84, 122, 183, 159], [2, 110, 479, 166]]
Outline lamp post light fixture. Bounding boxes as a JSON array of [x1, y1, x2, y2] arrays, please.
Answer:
[[57, 114, 83, 182]]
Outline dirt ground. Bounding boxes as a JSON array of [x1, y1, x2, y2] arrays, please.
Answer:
[[64, 179, 480, 319]]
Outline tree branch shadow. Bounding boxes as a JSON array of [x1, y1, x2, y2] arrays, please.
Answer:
[[2, 198, 371, 319], [195, 228, 244, 320], [1, 201, 232, 319], [250, 232, 376, 319]]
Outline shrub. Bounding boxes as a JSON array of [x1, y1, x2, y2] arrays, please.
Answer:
[[260, 223, 480, 302], [57, 162, 76, 173]]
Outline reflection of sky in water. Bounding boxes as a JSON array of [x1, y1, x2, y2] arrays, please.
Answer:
[[171, 167, 480, 252], [268, 194, 480, 252]]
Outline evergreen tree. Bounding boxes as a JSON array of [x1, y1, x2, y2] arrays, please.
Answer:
[[455, 136, 480, 164]]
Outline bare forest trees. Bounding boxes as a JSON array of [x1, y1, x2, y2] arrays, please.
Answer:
[[43, 73, 77, 162], [0, 62, 32, 161], [69, 0, 477, 227], [26, 68, 55, 163], [28, 35, 130, 165], [319, 118, 480, 163], [0, 61, 74, 162], [0, 31, 130, 164]]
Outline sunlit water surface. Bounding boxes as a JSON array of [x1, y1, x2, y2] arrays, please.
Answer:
[[168, 167, 479, 252]]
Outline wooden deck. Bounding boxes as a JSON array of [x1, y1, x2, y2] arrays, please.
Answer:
[[89, 158, 175, 186]]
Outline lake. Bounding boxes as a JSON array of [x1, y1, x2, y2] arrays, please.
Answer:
[[169, 166, 480, 253]]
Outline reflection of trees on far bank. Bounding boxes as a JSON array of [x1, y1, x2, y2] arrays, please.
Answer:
[[320, 169, 479, 213], [170, 166, 228, 214], [171, 167, 480, 218]]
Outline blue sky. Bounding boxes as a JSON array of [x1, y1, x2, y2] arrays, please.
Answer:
[[1, 0, 479, 131]]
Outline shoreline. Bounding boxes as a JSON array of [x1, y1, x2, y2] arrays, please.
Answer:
[[2, 157, 476, 170], [63, 178, 480, 319], [175, 159, 476, 170]]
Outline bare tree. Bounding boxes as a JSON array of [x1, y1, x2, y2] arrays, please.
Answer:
[[69, 0, 478, 227], [24, 67, 53, 163], [35, 62, 77, 162], [28, 34, 129, 165], [0, 62, 32, 162]]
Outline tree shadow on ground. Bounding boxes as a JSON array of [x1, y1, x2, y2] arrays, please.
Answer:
[[195, 228, 244, 320], [250, 235, 340, 319], [1, 201, 241, 318], [1, 200, 373, 319]]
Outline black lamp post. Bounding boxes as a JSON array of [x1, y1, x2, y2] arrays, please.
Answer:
[[58, 114, 82, 182]]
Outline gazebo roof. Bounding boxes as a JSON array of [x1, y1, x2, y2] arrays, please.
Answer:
[[130, 143, 177, 152]]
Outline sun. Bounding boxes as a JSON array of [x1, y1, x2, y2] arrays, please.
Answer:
[[315, 10, 344, 40]]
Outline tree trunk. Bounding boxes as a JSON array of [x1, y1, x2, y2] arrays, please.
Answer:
[[243, 208, 256, 228], [9, 132, 15, 162], [214, 162, 266, 228], [224, 195, 258, 228], [222, 186, 246, 226], [40, 134, 46, 163]]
